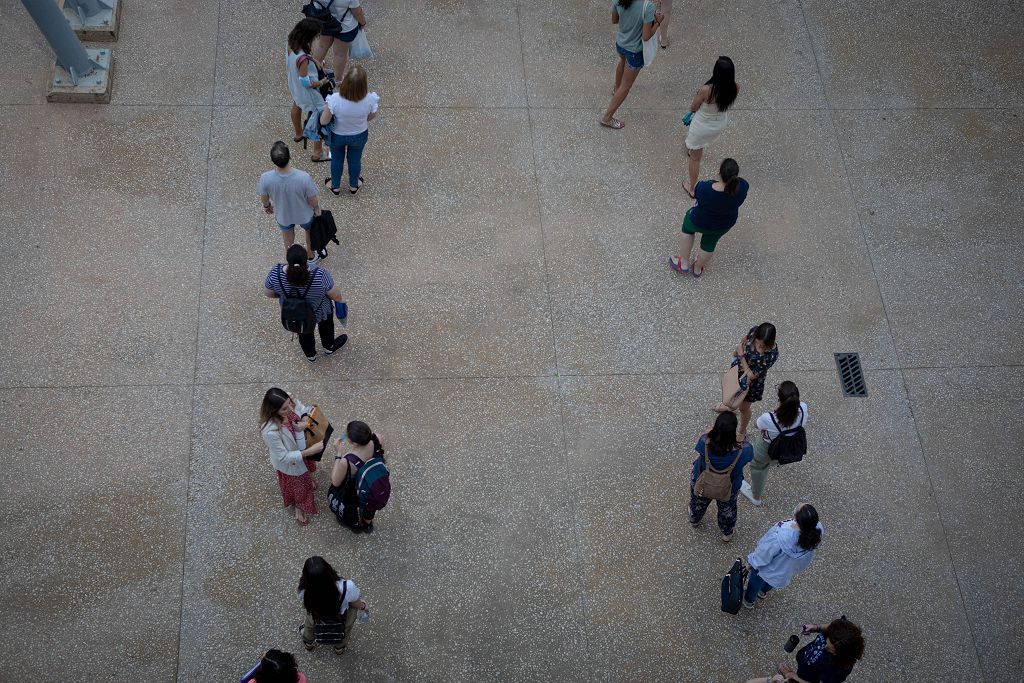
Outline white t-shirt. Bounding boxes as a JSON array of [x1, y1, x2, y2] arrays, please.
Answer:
[[326, 91, 380, 136], [756, 402, 809, 441], [329, 0, 361, 33], [298, 578, 361, 615]]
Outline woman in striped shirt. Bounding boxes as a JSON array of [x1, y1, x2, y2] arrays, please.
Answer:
[[264, 244, 349, 362]]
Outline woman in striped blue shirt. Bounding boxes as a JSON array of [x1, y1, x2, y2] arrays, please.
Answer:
[[264, 244, 349, 362]]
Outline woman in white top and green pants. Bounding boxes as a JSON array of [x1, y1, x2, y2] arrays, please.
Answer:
[[741, 381, 808, 506]]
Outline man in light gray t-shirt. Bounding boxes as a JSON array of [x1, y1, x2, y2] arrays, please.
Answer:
[[258, 141, 322, 263]]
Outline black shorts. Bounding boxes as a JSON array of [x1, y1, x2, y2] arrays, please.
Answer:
[[323, 24, 359, 42]]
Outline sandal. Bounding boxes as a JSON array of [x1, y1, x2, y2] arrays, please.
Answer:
[[682, 180, 695, 198], [712, 402, 733, 413], [311, 152, 331, 163], [324, 177, 341, 196], [692, 264, 704, 278], [599, 117, 625, 130], [292, 135, 304, 143], [348, 176, 364, 195], [668, 255, 690, 274]]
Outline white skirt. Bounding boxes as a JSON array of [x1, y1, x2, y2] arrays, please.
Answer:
[[685, 111, 729, 150]]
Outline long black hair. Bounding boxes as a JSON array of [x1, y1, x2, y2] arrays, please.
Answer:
[[774, 381, 801, 427], [705, 56, 737, 112], [752, 322, 777, 349], [347, 420, 385, 461], [706, 411, 739, 455], [720, 158, 740, 195], [795, 503, 821, 550], [285, 244, 310, 286], [298, 556, 341, 621], [253, 649, 299, 683]]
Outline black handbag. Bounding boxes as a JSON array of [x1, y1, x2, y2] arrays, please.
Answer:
[[720, 557, 748, 614]]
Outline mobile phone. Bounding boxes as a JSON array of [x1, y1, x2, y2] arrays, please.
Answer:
[[784, 634, 800, 653]]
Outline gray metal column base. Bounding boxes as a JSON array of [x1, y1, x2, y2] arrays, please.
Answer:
[[47, 48, 114, 103], [59, 0, 121, 41]]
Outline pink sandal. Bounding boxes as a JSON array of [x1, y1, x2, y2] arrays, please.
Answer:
[[668, 256, 690, 274]]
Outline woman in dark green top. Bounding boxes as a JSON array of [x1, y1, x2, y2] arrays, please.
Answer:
[[669, 157, 749, 277]]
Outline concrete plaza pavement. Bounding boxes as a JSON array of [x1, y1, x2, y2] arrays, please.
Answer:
[[1, 0, 1022, 680]]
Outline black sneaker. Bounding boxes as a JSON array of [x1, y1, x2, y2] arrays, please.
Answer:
[[324, 334, 348, 355], [305, 354, 317, 364]]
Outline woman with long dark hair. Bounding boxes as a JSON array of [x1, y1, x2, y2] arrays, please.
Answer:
[[599, 0, 663, 129], [298, 556, 368, 654], [746, 617, 864, 683], [264, 244, 349, 363], [681, 57, 739, 196], [328, 420, 388, 534], [244, 649, 306, 683], [717, 323, 779, 438], [669, 157, 748, 277], [741, 381, 808, 506], [688, 411, 754, 542], [259, 387, 325, 525], [743, 503, 823, 609], [286, 18, 330, 162]]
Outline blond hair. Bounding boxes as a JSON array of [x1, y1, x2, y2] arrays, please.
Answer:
[[338, 63, 369, 102]]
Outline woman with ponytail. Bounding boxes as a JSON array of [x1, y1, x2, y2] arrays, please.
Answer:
[[743, 503, 823, 609], [264, 243, 349, 363], [741, 381, 809, 506], [328, 420, 388, 534], [669, 157, 748, 278]]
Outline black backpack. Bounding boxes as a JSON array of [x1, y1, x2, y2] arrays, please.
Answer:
[[276, 265, 317, 334], [766, 406, 807, 465], [301, 0, 343, 35], [313, 581, 349, 644]]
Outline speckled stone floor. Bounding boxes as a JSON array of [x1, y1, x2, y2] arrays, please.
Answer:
[[1, 1, 1021, 681]]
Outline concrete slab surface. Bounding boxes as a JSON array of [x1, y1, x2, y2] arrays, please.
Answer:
[[0, 0, 1020, 681]]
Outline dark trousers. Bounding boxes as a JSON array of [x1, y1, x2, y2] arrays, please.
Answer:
[[298, 317, 335, 357], [688, 479, 739, 535]]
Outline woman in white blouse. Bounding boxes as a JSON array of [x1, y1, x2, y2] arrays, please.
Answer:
[[259, 387, 326, 525], [740, 381, 808, 507], [319, 63, 380, 195]]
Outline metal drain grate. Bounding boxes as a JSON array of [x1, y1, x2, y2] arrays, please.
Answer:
[[835, 353, 867, 397]]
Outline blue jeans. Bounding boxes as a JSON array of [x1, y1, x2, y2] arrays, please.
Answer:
[[744, 567, 773, 605], [329, 129, 369, 190]]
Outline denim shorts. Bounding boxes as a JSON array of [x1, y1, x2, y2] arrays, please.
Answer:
[[278, 217, 315, 231], [616, 43, 644, 70]]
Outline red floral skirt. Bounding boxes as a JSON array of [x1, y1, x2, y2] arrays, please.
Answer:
[[277, 460, 316, 515]]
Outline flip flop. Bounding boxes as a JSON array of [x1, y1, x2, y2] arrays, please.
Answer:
[[324, 177, 341, 196], [668, 255, 689, 274], [311, 152, 331, 163], [292, 135, 304, 143], [693, 265, 704, 278], [682, 181, 695, 198], [599, 118, 625, 130]]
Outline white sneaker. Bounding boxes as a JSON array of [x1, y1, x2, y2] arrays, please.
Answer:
[[740, 480, 762, 506], [307, 254, 319, 266]]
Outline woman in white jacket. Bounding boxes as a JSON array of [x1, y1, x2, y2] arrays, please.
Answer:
[[260, 387, 326, 525], [744, 503, 822, 608]]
